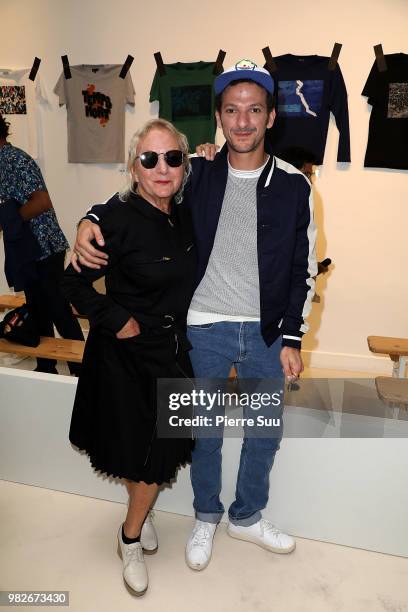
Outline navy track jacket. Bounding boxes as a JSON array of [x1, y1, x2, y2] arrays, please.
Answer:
[[83, 141, 317, 350]]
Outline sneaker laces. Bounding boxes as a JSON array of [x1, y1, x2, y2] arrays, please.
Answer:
[[260, 519, 281, 536], [146, 509, 155, 522], [123, 542, 144, 564], [191, 523, 212, 547]]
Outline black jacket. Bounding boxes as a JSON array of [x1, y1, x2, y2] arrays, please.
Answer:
[[64, 192, 196, 338], [0, 196, 41, 291]]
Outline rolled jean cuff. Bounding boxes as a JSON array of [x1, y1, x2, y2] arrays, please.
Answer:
[[228, 510, 262, 527], [195, 511, 223, 524]]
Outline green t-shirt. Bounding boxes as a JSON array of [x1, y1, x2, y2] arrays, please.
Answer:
[[149, 61, 216, 152]]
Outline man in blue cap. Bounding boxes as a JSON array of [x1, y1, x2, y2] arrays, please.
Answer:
[[72, 60, 317, 569]]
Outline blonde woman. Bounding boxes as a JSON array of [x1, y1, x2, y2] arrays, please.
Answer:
[[63, 119, 196, 596]]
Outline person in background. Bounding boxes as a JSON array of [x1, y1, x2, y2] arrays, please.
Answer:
[[0, 114, 83, 374], [278, 146, 332, 297], [62, 119, 196, 596], [278, 145, 319, 180]]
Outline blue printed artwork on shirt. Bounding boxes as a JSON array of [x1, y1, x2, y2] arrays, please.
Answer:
[[0, 143, 69, 259], [277, 80, 324, 118]]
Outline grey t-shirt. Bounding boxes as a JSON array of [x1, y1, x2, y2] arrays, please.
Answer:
[[54, 64, 135, 163]]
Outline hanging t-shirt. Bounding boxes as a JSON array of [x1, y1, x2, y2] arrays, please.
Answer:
[[149, 61, 216, 152], [362, 53, 408, 170], [0, 68, 48, 159], [266, 54, 351, 165], [53, 64, 135, 163]]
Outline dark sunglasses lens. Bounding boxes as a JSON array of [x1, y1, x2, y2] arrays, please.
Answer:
[[165, 150, 184, 167], [139, 152, 158, 168]]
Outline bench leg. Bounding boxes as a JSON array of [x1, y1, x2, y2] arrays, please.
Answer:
[[392, 355, 407, 378]]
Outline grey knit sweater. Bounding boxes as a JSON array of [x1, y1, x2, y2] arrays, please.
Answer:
[[189, 158, 269, 319]]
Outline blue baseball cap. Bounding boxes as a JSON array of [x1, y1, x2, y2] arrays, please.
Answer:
[[214, 59, 274, 95]]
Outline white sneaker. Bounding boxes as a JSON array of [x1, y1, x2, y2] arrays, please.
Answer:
[[117, 526, 148, 596], [185, 520, 217, 570], [141, 511, 158, 554], [227, 518, 296, 554]]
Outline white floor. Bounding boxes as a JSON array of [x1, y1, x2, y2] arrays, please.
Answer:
[[1, 480, 407, 612]]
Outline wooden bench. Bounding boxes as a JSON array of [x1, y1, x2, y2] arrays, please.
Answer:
[[0, 294, 87, 319], [375, 376, 408, 410], [0, 336, 84, 363], [0, 294, 25, 311], [367, 335, 408, 378]]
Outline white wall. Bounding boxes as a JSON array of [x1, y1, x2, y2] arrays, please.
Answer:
[[1, 0, 407, 372]]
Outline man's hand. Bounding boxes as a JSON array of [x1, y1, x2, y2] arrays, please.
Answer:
[[280, 347, 304, 382], [71, 219, 108, 272], [195, 143, 219, 161], [116, 317, 141, 339]]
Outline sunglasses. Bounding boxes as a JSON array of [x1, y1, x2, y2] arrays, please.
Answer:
[[135, 150, 185, 169]]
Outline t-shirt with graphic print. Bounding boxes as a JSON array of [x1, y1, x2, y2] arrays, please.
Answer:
[[362, 53, 408, 170], [149, 61, 217, 152], [0, 143, 69, 260], [0, 68, 48, 159], [266, 54, 350, 165], [54, 65, 135, 163]]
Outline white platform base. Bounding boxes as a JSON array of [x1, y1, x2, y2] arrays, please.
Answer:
[[1, 367, 407, 557], [303, 349, 390, 375]]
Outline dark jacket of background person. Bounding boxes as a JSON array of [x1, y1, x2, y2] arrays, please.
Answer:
[[0, 196, 41, 291]]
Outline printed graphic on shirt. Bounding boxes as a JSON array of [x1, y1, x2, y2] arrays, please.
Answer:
[[171, 85, 212, 121], [0, 86, 27, 114], [82, 84, 112, 126], [278, 80, 323, 118], [387, 83, 408, 119]]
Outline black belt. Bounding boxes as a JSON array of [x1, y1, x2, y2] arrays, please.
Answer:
[[138, 314, 191, 353]]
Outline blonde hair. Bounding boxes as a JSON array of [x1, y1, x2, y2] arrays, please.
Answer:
[[119, 118, 191, 204]]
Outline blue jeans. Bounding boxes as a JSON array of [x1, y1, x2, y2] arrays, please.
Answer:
[[187, 321, 284, 526]]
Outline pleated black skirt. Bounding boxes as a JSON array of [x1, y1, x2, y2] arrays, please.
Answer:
[[69, 328, 194, 485]]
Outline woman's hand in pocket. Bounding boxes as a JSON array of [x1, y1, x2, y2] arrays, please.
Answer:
[[116, 317, 141, 339]]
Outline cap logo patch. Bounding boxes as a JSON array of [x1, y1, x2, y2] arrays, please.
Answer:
[[235, 59, 257, 71]]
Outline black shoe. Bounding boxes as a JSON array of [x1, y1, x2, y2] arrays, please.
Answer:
[[34, 366, 58, 374], [69, 366, 82, 377]]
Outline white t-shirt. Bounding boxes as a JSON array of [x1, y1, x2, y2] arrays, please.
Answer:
[[0, 68, 48, 159], [53, 64, 135, 163]]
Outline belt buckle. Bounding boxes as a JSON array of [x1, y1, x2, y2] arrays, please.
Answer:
[[162, 314, 174, 329]]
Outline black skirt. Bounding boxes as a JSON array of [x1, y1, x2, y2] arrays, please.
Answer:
[[70, 328, 194, 485]]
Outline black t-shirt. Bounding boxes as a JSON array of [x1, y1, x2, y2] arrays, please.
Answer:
[[267, 54, 351, 165], [362, 53, 408, 170]]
